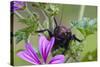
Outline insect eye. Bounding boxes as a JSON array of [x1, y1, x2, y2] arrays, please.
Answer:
[[62, 33, 66, 36], [64, 33, 67, 36]]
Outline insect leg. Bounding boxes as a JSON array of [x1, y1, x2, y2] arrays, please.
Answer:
[[54, 17, 58, 27], [35, 29, 48, 33], [72, 35, 82, 42], [35, 29, 53, 37]]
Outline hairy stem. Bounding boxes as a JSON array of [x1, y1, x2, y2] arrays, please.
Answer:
[[14, 11, 24, 19], [40, 7, 53, 31], [48, 17, 53, 31]]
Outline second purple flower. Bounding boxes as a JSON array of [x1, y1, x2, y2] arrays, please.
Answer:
[[11, 1, 26, 11]]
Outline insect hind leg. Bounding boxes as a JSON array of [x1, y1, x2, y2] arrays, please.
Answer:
[[72, 35, 82, 42]]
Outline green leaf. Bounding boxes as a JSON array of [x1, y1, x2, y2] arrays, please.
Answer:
[[15, 22, 38, 44], [44, 4, 59, 16], [15, 31, 25, 44], [36, 3, 59, 17], [71, 17, 97, 38], [64, 40, 84, 62], [15, 13, 40, 44], [15, 29, 29, 44]]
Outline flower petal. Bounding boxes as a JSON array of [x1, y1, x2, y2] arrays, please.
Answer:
[[17, 50, 39, 65], [49, 55, 65, 64], [38, 34, 49, 63], [46, 37, 55, 57], [11, 1, 25, 11], [17, 43, 41, 65], [25, 43, 41, 64]]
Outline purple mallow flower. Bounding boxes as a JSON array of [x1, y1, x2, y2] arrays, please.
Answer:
[[17, 34, 65, 64], [11, 1, 26, 11]]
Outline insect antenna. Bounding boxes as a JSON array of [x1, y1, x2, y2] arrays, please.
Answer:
[[59, 5, 64, 25], [54, 17, 58, 27]]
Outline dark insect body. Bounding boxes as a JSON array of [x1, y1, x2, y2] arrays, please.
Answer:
[[36, 17, 82, 55]]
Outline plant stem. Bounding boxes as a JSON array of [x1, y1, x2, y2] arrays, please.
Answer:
[[25, 3, 33, 17], [14, 11, 24, 19], [79, 5, 85, 20], [48, 17, 53, 31], [65, 56, 70, 63], [40, 8, 53, 31], [25, 3, 43, 29], [40, 9, 48, 28]]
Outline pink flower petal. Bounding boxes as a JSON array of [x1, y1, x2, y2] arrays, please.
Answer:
[[17, 50, 39, 64], [46, 37, 55, 57], [25, 43, 41, 64], [49, 55, 65, 64], [38, 34, 49, 63]]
